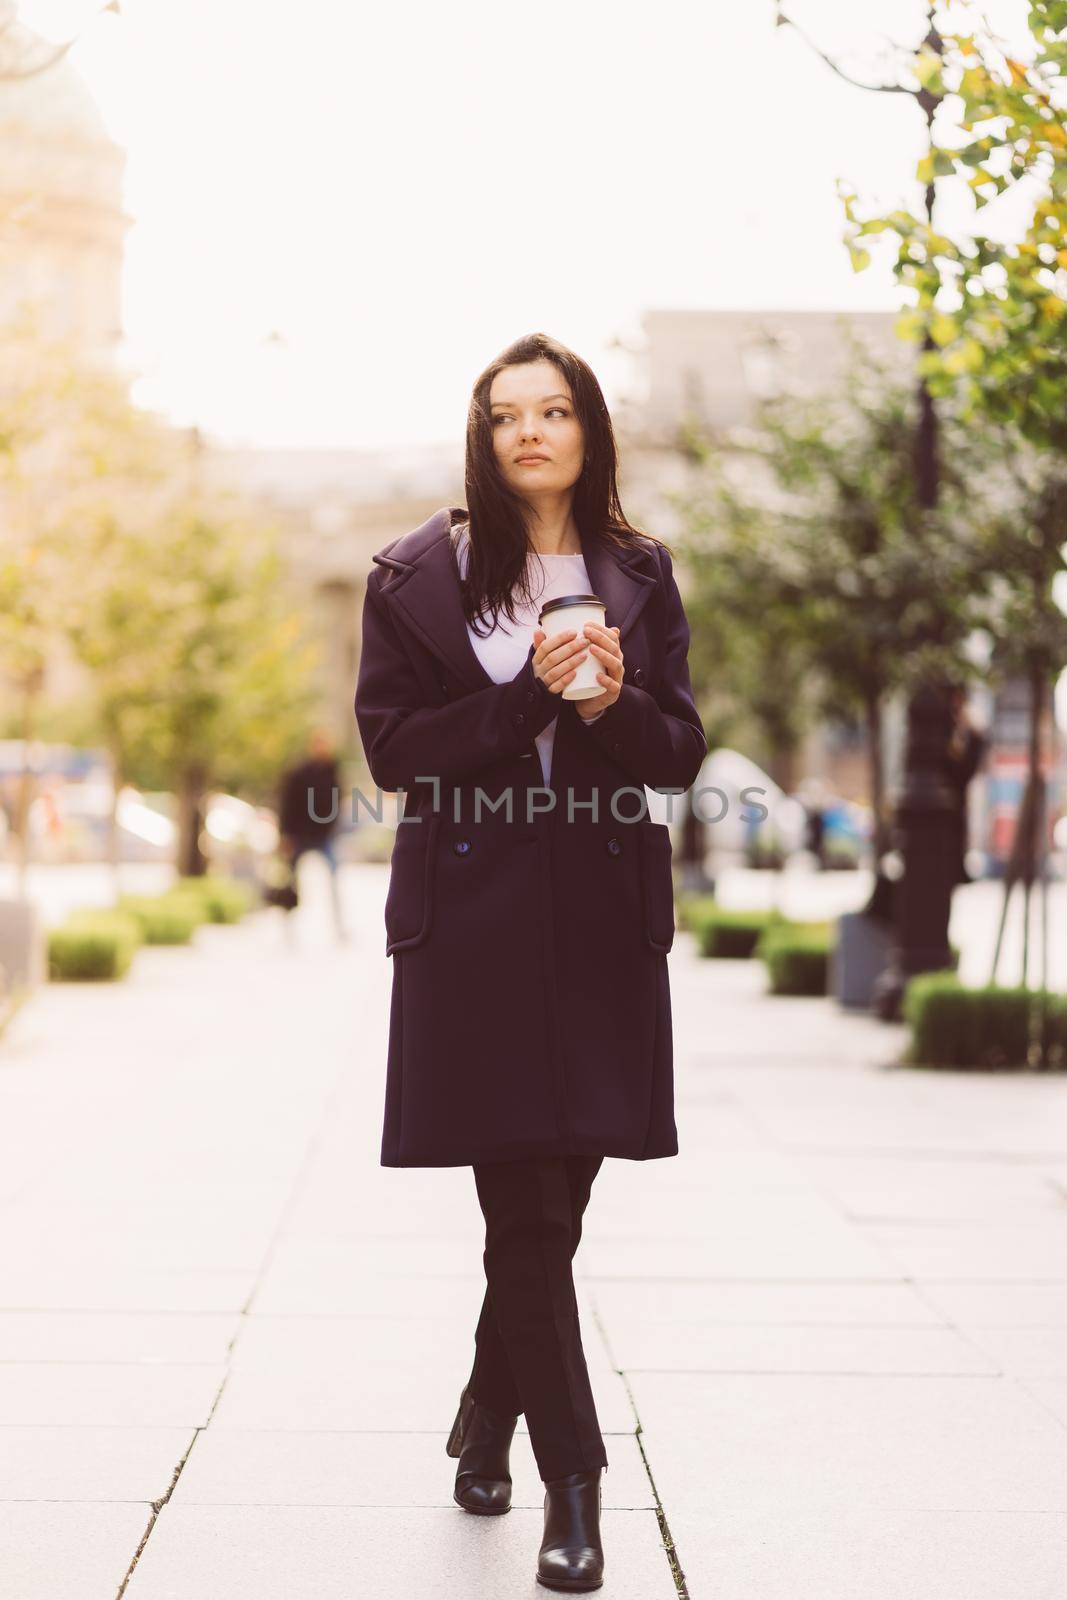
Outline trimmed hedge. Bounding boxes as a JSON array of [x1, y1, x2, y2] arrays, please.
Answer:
[[175, 874, 254, 923], [903, 973, 1067, 1069], [694, 908, 783, 959], [48, 910, 143, 981], [675, 892, 718, 934], [117, 892, 205, 945], [757, 921, 835, 995]]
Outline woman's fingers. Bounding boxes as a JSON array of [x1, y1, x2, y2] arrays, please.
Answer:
[[582, 623, 624, 689], [532, 627, 587, 693], [532, 622, 625, 696], [587, 642, 624, 682]]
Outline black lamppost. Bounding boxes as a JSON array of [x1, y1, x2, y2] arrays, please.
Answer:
[[774, 4, 957, 1019]]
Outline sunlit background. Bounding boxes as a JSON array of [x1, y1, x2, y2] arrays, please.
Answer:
[[12, 0, 1034, 448]]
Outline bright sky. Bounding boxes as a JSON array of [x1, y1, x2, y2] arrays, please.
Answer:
[[22, 0, 1035, 451]]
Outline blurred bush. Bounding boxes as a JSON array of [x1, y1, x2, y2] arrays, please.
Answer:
[[175, 874, 255, 923], [48, 910, 142, 980], [675, 891, 717, 933], [117, 892, 205, 945], [757, 920, 834, 995], [903, 974, 1067, 1070], [693, 907, 782, 959]]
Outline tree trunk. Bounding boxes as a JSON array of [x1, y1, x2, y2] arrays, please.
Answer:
[[177, 763, 209, 878], [12, 668, 44, 898], [106, 735, 123, 899], [1020, 658, 1044, 990], [864, 690, 889, 863], [767, 743, 796, 796]]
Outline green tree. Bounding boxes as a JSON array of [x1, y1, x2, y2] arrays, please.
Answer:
[[66, 492, 322, 878], [673, 343, 993, 863]]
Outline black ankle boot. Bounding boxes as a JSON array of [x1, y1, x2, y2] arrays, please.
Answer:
[[446, 1383, 518, 1516], [536, 1466, 605, 1591]]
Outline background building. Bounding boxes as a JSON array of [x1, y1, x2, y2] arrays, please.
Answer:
[[0, 13, 127, 356]]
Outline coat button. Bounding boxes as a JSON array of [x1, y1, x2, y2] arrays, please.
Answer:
[[515, 712, 526, 726], [633, 666, 646, 686], [525, 690, 535, 702], [606, 836, 622, 856], [439, 679, 449, 695], [452, 838, 472, 856], [611, 741, 622, 756]]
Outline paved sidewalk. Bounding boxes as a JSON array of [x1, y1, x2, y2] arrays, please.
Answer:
[[0, 862, 1066, 1598]]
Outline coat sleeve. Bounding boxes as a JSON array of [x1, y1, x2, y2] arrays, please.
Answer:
[[354, 569, 563, 791], [584, 542, 707, 793]]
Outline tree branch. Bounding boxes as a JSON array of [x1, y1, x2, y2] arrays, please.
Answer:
[[775, 7, 915, 96]]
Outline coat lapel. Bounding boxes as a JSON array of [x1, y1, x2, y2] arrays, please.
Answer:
[[374, 511, 658, 695]]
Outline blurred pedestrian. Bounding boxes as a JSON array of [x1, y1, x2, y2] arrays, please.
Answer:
[[277, 727, 348, 940]]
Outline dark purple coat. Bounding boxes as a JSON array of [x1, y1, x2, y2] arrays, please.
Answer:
[[354, 506, 707, 1168]]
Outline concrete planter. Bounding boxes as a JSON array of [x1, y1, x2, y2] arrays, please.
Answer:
[[0, 897, 46, 1008], [830, 911, 892, 1010]]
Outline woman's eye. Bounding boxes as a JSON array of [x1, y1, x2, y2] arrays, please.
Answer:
[[492, 409, 569, 425]]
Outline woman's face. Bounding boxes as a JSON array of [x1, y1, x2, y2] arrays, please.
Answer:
[[489, 359, 586, 499]]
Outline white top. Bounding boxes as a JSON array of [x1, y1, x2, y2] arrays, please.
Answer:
[[453, 523, 604, 784]]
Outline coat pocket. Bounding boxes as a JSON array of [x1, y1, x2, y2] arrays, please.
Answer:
[[639, 820, 676, 953], [383, 814, 440, 955]]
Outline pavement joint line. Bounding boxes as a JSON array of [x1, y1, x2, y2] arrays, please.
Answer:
[[586, 1290, 690, 1600], [112, 932, 365, 1594], [1008, 1376, 1067, 1439], [113, 1428, 201, 1600]]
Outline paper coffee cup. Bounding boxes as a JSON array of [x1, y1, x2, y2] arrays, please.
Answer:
[[537, 593, 607, 701]]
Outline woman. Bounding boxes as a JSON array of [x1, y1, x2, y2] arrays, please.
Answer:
[[354, 332, 707, 1593]]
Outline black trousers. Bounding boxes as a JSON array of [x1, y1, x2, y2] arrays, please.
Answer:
[[466, 1154, 609, 1483]]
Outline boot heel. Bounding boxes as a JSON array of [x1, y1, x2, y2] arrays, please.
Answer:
[[446, 1384, 472, 1459]]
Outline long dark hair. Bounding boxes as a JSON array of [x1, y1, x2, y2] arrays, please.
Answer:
[[457, 332, 661, 636]]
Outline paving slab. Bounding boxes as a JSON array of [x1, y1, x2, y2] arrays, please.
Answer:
[[869, 1222, 1067, 1282], [962, 1326, 1067, 1377], [665, 1508, 1067, 1600], [603, 1321, 996, 1375], [0, 1503, 151, 1600], [786, 1152, 1067, 1223], [229, 1311, 618, 1383], [0, 1362, 225, 1426], [246, 1272, 491, 1321], [210, 1357, 635, 1435], [0, 1267, 257, 1314], [586, 1278, 942, 1327], [0, 1425, 194, 1501], [579, 1222, 897, 1281], [1018, 1377, 1067, 1427], [171, 1427, 654, 1509], [917, 1281, 1067, 1327], [3, 862, 1067, 1599], [122, 1503, 677, 1600], [631, 1371, 1067, 1512], [0, 1311, 239, 1363], [249, 1235, 506, 1313]]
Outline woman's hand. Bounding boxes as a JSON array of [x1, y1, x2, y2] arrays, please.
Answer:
[[531, 626, 589, 694], [574, 622, 623, 718]]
